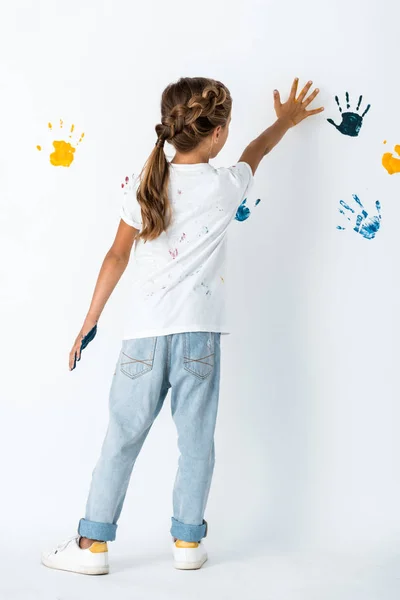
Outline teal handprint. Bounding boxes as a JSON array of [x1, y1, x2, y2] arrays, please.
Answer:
[[327, 93, 371, 137], [337, 194, 381, 240], [235, 198, 261, 222]]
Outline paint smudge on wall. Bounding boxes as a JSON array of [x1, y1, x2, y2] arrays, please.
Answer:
[[169, 248, 178, 259], [382, 144, 400, 175], [235, 198, 262, 222], [327, 93, 370, 137], [37, 120, 84, 167], [337, 194, 382, 240]]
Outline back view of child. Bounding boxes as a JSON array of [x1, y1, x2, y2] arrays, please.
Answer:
[[42, 76, 322, 575]]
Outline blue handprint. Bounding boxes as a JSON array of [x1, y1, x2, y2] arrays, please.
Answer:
[[235, 198, 261, 222], [327, 93, 371, 137], [337, 194, 381, 240]]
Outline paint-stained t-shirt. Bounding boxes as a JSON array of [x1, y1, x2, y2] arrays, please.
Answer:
[[119, 161, 253, 339]]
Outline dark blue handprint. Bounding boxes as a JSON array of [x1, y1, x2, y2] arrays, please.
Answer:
[[235, 198, 261, 222], [337, 194, 381, 240], [327, 93, 371, 137]]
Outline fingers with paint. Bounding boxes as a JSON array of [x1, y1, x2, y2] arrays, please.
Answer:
[[337, 194, 382, 240]]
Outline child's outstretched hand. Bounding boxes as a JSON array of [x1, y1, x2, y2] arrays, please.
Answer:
[[274, 78, 324, 127], [239, 78, 323, 173]]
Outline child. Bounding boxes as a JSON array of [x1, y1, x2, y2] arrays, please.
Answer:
[[42, 76, 323, 575]]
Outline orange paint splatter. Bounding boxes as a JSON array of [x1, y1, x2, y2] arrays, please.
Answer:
[[50, 140, 76, 167], [382, 145, 400, 175], [383, 140, 387, 144], [38, 120, 84, 167]]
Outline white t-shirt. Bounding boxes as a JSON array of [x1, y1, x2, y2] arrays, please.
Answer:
[[119, 161, 253, 339]]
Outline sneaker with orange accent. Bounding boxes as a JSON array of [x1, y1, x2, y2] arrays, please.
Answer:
[[173, 539, 208, 570], [41, 535, 109, 575]]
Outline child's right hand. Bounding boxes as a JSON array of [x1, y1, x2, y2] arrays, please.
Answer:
[[239, 78, 324, 174], [273, 78, 324, 127], [69, 317, 98, 371]]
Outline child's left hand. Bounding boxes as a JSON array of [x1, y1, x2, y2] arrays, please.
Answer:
[[274, 78, 324, 127]]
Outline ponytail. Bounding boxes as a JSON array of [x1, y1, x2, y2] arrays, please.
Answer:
[[136, 137, 171, 243]]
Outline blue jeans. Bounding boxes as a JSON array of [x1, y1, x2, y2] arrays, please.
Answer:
[[78, 332, 221, 543]]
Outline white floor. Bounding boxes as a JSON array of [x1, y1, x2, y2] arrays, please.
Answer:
[[2, 540, 400, 600]]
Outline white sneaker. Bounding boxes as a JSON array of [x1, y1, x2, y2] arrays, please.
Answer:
[[173, 540, 208, 570], [41, 535, 109, 575]]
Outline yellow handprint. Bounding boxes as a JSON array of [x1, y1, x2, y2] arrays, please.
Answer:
[[382, 141, 400, 175], [37, 119, 84, 167]]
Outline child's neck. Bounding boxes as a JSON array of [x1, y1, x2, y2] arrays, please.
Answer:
[[171, 150, 210, 165]]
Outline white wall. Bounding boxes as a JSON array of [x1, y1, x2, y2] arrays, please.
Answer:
[[1, 0, 399, 555]]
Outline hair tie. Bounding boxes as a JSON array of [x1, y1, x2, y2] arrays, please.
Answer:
[[156, 137, 165, 148]]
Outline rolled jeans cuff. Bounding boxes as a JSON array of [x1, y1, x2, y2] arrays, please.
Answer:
[[78, 518, 117, 542], [170, 517, 208, 542]]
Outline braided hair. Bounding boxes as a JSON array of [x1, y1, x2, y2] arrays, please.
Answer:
[[137, 77, 232, 242]]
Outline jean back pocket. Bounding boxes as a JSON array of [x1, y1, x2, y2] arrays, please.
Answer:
[[183, 332, 215, 379], [120, 337, 157, 379]]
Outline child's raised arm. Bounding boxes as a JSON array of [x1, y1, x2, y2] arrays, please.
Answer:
[[239, 78, 323, 174]]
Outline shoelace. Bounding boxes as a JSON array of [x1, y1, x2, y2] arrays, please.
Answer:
[[51, 535, 78, 555]]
